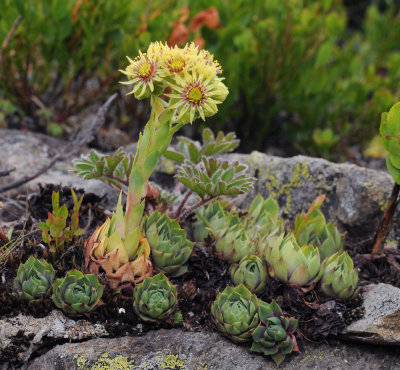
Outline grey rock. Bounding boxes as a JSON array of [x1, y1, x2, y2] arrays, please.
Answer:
[[229, 151, 396, 240], [0, 310, 108, 363], [343, 283, 400, 345], [0, 129, 118, 214], [26, 329, 400, 370], [1, 130, 397, 242]]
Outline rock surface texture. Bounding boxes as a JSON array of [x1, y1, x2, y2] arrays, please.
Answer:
[[26, 329, 400, 370], [0, 310, 108, 363], [343, 283, 400, 345]]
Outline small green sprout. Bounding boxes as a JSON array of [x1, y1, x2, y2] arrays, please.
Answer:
[[39, 189, 84, 253]]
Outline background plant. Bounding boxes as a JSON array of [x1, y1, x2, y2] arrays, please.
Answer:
[[0, 0, 181, 131], [2, 1, 400, 159]]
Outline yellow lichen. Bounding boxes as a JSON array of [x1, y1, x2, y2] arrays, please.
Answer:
[[260, 157, 313, 215], [378, 200, 389, 212], [73, 354, 88, 369], [73, 352, 134, 370], [157, 353, 185, 369]]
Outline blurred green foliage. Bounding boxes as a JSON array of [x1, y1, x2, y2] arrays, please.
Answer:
[[0, 0, 182, 121], [1, 0, 400, 159]]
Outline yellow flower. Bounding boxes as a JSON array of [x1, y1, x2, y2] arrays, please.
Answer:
[[168, 72, 228, 124], [120, 51, 165, 100], [161, 46, 191, 85], [199, 49, 223, 75]]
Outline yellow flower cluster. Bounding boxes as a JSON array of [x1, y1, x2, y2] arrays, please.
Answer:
[[120, 42, 228, 124]]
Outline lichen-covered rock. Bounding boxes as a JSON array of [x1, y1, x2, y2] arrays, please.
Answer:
[[0, 310, 108, 363], [26, 329, 400, 369], [229, 151, 398, 241]]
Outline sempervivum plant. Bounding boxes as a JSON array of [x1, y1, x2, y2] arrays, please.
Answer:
[[264, 233, 323, 288], [229, 255, 268, 294], [145, 211, 194, 277], [294, 195, 344, 261], [13, 256, 55, 301], [251, 300, 298, 367], [320, 252, 359, 299], [213, 219, 255, 263], [192, 201, 228, 243], [51, 270, 104, 315], [133, 273, 178, 322], [84, 193, 153, 289], [243, 194, 285, 244], [211, 284, 260, 342]]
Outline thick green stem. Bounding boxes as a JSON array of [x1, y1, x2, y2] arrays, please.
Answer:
[[125, 101, 182, 238]]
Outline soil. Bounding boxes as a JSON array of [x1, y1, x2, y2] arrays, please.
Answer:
[[1, 182, 400, 366]]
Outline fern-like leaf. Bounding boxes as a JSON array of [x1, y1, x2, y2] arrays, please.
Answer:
[[164, 127, 240, 164], [176, 156, 254, 198], [73, 148, 134, 191]]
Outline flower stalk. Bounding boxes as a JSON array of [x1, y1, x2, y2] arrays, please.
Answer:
[[85, 42, 228, 286]]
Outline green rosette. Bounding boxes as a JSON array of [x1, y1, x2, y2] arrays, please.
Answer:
[[133, 273, 178, 322], [51, 270, 103, 314], [145, 211, 194, 277], [229, 255, 268, 294], [211, 284, 260, 342], [251, 300, 298, 367], [13, 256, 55, 301]]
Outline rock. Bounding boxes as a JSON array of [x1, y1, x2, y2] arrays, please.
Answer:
[[26, 329, 400, 370], [343, 283, 400, 345], [1, 130, 398, 242], [0, 310, 108, 363], [229, 151, 398, 240], [0, 129, 118, 211]]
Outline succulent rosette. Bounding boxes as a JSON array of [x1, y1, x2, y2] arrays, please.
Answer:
[[294, 195, 344, 261], [320, 251, 359, 299], [133, 273, 178, 322], [314, 223, 344, 261], [145, 211, 194, 277], [51, 270, 104, 315], [13, 256, 55, 301], [211, 284, 260, 342], [251, 300, 298, 367], [243, 195, 285, 244], [192, 201, 229, 243], [229, 255, 268, 294], [84, 193, 153, 288], [264, 233, 323, 287], [213, 220, 256, 263]]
